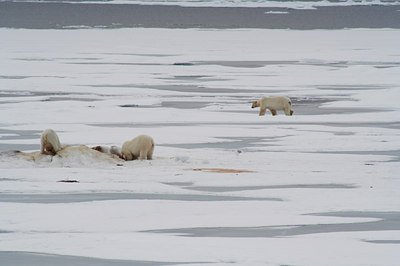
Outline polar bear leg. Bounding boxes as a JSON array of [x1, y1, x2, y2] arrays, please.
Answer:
[[284, 108, 290, 116], [40, 132, 49, 154], [259, 108, 267, 116], [147, 146, 154, 160], [284, 107, 294, 116], [139, 150, 148, 160], [270, 109, 277, 116], [40, 142, 46, 154]]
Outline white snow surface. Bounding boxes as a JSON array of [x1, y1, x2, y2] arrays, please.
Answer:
[[0, 28, 399, 265]]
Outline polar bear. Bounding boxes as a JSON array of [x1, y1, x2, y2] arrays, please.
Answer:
[[40, 129, 62, 155], [121, 135, 154, 161], [251, 96, 294, 116]]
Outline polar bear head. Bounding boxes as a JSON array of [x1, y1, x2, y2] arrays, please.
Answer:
[[251, 100, 260, 108]]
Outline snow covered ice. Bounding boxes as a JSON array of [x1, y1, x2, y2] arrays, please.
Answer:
[[0, 28, 399, 265]]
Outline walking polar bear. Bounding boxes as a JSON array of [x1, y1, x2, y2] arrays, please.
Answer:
[[252, 96, 294, 116], [121, 135, 154, 161], [40, 129, 62, 155]]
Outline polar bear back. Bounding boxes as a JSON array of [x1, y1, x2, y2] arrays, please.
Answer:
[[260, 96, 291, 110]]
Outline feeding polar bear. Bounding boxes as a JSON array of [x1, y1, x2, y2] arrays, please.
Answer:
[[40, 129, 62, 155], [251, 96, 294, 116], [121, 135, 154, 161]]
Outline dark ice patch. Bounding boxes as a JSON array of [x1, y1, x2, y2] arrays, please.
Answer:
[[0, 192, 281, 204], [0, 251, 198, 266], [119, 104, 140, 108], [145, 211, 400, 238], [183, 183, 357, 192], [363, 240, 400, 244]]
